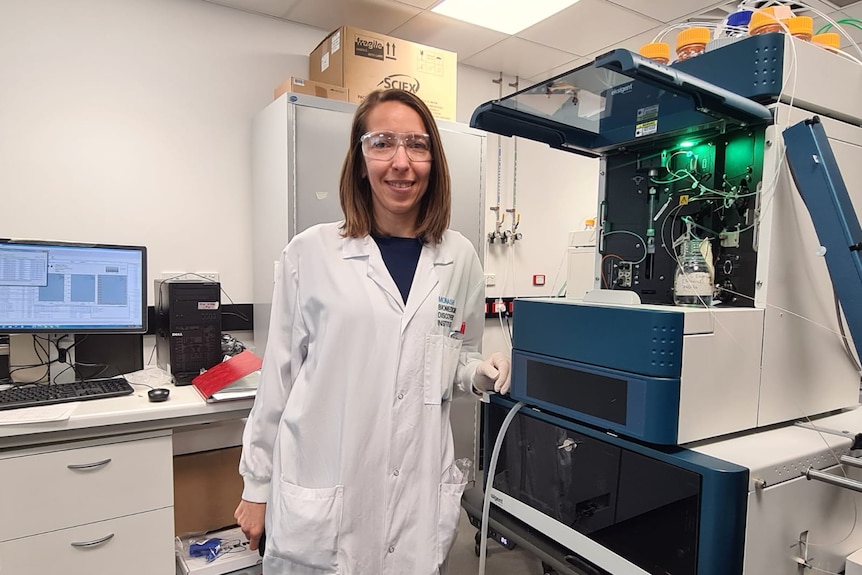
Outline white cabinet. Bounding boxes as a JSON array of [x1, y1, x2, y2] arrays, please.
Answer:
[[0, 508, 175, 574], [0, 431, 174, 574]]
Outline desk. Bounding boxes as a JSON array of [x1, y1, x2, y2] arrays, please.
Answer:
[[0, 384, 254, 574]]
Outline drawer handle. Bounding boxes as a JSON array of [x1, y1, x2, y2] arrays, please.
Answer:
[[67, 458, 112, 470], [70, 533, 115, 548]]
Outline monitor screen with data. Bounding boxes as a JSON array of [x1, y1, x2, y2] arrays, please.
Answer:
[[0, 239, 147, 334]]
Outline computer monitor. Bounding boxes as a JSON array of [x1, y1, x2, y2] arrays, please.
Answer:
[[0, 239, 147, 334]]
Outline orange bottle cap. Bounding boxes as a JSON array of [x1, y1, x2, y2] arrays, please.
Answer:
[[639, 42, 671, 62], [676, 27, 711, 51], [812, 32, 840, 50], [784, 16, 813, 36], [749, 10, 781, 34]]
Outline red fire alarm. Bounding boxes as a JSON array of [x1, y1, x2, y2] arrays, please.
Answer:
[[532, 274, 546, 286]]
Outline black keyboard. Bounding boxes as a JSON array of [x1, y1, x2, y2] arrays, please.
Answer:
[[0, 377, 135, 411]]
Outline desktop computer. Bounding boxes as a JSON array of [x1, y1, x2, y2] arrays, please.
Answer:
[[155, 280, 222, 385]]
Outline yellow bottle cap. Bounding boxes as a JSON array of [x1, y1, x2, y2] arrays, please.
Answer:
[[749, 10, 780, 34], [784, 16, 813, 36], [639, 42, 671, 62], [584, 218, 596, 228], [812, 32, 840, 50], [676, 27, 711, 51]]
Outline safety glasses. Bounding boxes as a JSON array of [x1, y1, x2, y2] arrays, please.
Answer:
[[360, 131, 433, 162]]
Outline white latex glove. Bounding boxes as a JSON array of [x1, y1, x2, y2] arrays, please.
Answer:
[[473, 352, 511, 395]]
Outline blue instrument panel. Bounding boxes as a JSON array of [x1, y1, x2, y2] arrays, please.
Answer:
[[512, 350, 681, 444]]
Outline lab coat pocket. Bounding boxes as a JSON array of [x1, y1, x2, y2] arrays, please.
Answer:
[[271, 479, 343, 572], [424, 334, 462, 405], [437, 480, 468, 565]]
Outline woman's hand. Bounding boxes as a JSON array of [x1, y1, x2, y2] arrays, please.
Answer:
[[473, 351, 511, 394], [234, 499, 267, 550]]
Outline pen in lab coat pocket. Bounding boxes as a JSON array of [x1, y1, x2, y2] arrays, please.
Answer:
[[448, 321, 466, 339]]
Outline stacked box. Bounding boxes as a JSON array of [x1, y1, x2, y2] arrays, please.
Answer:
[[273, 76, 349, 101], [309, 25, 457, 121]]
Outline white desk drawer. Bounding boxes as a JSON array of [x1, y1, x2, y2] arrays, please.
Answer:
[[0, 507, 175, 575], [0, 433, 173, 541]]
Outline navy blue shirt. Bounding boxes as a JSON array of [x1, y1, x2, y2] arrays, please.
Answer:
[[373, 235, 423, 304]]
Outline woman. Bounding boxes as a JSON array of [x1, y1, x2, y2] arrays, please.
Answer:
[[235, 88, 510, 575]]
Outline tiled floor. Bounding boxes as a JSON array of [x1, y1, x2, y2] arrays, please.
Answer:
[[448, 510, 545, 575]]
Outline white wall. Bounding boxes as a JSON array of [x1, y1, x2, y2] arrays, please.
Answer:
[[0, 0, 324, 305], [454, 69, 599, 302], [0, 0, 599, 356]]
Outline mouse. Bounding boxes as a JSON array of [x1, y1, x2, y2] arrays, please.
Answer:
[[148, 388, 171, 403]]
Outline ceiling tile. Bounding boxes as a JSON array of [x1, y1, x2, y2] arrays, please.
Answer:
[[204, 0, 300, 18], [812, 9, 862, 47], [608, 0, 727, 24], [393, 0, 440, 8], [524, 57, 590, 85], [587, 24, 668, 57], [285, 0, 420, 34], [685, 0, 839, 24], [839, 1, 862, 37], [390, 11, 508, 59], [798, 0, 853, 15], [516, 0, 661, 57], [462, 37, 580, 79]]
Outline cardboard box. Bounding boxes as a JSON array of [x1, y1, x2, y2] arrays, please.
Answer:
[[273, 76, 349, 102], [174, 447, 244, 537], [309, 25, 457, 121]]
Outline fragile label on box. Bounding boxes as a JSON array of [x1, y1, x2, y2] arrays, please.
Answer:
[[354, 31, 386, 61]]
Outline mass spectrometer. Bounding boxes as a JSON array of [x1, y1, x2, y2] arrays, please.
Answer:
[[468, 30, 862, 575], [473, 32, 862, 445]]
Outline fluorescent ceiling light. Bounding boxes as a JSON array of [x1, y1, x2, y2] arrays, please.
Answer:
[[432, 0, 580, 35]]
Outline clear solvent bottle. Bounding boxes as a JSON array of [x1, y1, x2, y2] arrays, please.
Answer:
[[673, 239, 714, 306]]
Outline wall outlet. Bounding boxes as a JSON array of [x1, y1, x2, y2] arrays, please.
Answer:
[[195, 272, 220, 282], [160, 271, 220, 282], [484, 273, 496, 286]]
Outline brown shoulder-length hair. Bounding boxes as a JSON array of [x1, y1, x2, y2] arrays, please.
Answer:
[[339, 89, 451, 244]]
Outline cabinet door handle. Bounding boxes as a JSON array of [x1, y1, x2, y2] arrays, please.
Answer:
[[67, 458, 112, 470], [70, 533, 115, 548]]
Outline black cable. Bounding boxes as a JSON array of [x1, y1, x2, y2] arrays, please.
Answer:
[[147, 338, 158, 366], [221, 311, 251, 322], [7, 335, 54, 384]]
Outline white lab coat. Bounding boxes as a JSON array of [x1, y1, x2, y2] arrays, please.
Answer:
[[240, 222, 486, 575]]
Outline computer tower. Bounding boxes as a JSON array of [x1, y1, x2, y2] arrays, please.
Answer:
[[155, 280, 222, 384]]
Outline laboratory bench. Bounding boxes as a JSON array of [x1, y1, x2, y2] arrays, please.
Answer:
[[0, 384, 254, 575]]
